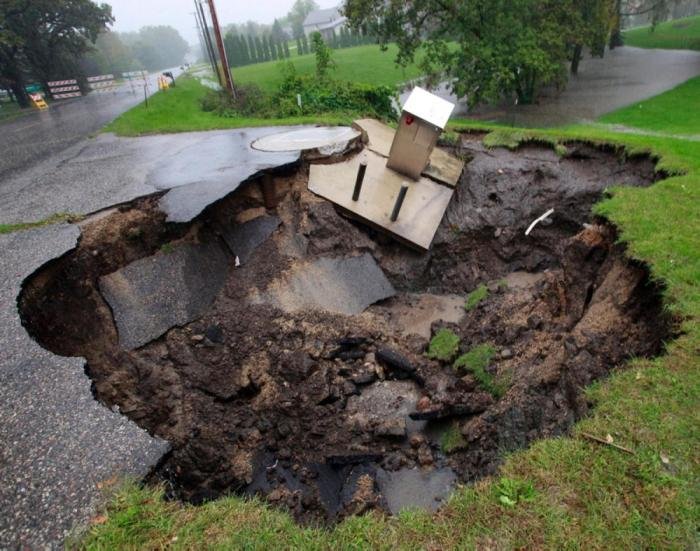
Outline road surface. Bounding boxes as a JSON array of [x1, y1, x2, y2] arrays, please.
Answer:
[[0, 69, 181, 179]]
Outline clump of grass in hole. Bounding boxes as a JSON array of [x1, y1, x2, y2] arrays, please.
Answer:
[[160, 242, 175, 254], [440, 422, 467, 454], [465, 284, 489, 311], [454, 344, 508, 398], [426, 328, 460, 361]]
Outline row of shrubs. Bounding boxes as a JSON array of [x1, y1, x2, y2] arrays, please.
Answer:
[[200, 63, 397, 121]]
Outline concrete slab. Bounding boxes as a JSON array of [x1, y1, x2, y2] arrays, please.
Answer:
[[100, 241, 230, 349], [250, 253, 395, 316], [0, 225, 168, 549], [251, 126, 361, 152], [353, 119, 464, 187], [308, 150, 454, 250], [221, 214, 281, 263]]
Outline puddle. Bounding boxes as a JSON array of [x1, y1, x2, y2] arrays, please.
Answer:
[[18, 139, 673, 524]]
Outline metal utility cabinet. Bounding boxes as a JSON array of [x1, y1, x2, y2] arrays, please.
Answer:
[[387, 87, 455, 180]]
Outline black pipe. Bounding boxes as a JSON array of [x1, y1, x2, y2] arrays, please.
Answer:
[[352, 161, 367, 201], [390, 185, 408, 222]]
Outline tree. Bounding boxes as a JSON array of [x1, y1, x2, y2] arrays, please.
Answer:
[[247, 35, 258, 63], [344, 0, 615, 106], [271, 19, 287, 42], [255, 35, 264, 62], [0, 0, 113, 107], [301, 34, 310, 54], [123, 26, 189, 72], [284, 41, 291, 58], [310, 31, 335, 78], [81, 30, 138, 76], [296, 37, 304, 56], [287, 0, 319, 39]]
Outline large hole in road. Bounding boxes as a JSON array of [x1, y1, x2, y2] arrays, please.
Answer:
[[19, 137, 674, 524]]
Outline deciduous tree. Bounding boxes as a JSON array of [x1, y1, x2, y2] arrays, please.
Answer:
[[0, 0, 113, 107], [343, 0, 616, 106]]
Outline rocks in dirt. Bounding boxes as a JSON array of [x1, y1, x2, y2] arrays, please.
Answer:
[[251, 253, 396, 316], [338, 465, 384, 516], [375, 347, 423, 384], [99, 241, 230, 349], [221, 214, 281, 264], [375, 467, 457, 515], [346, 380, 425, 436]]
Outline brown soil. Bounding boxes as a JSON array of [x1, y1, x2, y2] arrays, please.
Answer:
[[18, 140, 672, 525]]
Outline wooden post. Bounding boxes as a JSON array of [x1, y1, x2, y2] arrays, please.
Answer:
[[206, 0, 236, 98]]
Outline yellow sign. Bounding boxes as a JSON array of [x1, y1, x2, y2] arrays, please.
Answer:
[[157, 75, 170, 91], [29, 93, 49, 110]]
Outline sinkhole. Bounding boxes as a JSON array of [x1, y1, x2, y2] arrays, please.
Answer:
[[18, 136, 674, 524]]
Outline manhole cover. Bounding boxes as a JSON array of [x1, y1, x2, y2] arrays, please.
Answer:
[[251, 126, 360, 152]]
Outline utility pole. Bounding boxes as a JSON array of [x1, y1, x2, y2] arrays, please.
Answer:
[[206, 0, 236, 97], [193, 1, 220, 86]]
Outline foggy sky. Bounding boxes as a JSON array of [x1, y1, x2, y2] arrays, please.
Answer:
[[105, 0, 341, 44]]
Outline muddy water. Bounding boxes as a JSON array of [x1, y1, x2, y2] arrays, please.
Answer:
[[19, 139, 672, 524]]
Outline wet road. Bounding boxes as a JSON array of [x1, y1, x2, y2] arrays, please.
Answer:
[[400, 47, 700, 126], [0, 69, 181, 179]]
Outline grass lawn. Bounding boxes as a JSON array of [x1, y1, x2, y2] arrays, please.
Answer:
[[599, 76, 700, 135], [79, 80, 700, 549], [233, 43, 422, 93], [0, 101, 28, 122], [624, 14, 700, 50], [104, 75, 353, 137]]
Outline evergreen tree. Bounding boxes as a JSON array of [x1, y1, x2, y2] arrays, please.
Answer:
[[296, 37, 304, 56], [277, 42, 285, 59], [284, 41, 291, 58], [301, 34, 310, 54], [224, 32, 240, 67], [255, 35, 264, 62], [270, 36, 278, 60], [240, 36, 250, 65], [248, 35, 258, 63]]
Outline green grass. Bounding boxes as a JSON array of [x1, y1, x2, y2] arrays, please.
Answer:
[[426, 328, 460, 361], [465, 283, 489, 311], [454, 344, 507, 398], [0, 212, 79, 235], [234, 44, 421, 93], [440, 422, 468, 454], [106, 44, 421, 136], [80, 86, 700, 549], [623, 14, 700, 50], [599, 76, 700, 135], [0, 101, 26, 122], [104, 75, 351, 136]]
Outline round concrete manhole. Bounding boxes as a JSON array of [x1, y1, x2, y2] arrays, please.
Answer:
[[251, 126, 361, 152]]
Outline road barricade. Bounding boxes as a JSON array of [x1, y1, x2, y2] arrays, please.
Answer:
[[48, 79, 81, 100]]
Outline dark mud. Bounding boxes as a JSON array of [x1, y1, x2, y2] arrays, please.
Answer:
[[19, 139, 673, 524]]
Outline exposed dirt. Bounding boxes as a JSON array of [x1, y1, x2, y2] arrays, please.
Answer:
[[19, 139, 673, 525]]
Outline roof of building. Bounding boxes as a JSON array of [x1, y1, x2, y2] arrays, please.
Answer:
[[402, 86, 455, 129], [303, 6, 343, 27]]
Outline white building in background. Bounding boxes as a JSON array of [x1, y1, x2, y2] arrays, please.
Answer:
[[302, 6, 347, 40]]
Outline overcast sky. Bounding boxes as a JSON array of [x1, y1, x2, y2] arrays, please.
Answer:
[[106, 0, 340, 44]]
